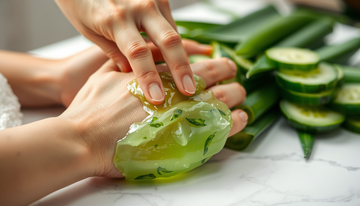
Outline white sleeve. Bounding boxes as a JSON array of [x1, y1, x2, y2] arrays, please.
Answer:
[[0, 73, 22, 130]]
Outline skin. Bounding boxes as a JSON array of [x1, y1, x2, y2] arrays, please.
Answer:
[[0, 46, 247, 206], [55, 0, 201, 104]]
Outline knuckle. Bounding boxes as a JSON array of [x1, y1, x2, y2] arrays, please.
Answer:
[[213, 89, 228, 105], [137, 70, 158, 80], [172, 61, 190, 72], [160, 31, 182, 48], [157, 0, 170, 7], [203, 61, 219, 80], [126, 42, 150, 60], [133, 0, 157, 12], [101, 8, 126, 27]]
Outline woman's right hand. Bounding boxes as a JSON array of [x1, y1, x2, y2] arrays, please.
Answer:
[[60, 58, 247, 179], [55, 0, 204, 105]]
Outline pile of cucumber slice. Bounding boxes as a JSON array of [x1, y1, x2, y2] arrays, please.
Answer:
[[268, 46, 360, 158], [179, 6, 360, 159]]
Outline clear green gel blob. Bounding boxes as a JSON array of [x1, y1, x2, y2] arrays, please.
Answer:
[[113, 72, 233, 180]]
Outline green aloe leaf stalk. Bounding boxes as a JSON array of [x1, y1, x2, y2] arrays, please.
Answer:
[[235, 13, 315, 58], [225, 109, 281, 151], [194, 5, 280, 45], [234, 82, 280, 125], [297, 130, 315, 159], [316, 37, 360, 64], [246, 18, 334, 78]]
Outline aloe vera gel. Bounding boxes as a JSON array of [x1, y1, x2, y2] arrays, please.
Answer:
[[113, 72, 232, 180]]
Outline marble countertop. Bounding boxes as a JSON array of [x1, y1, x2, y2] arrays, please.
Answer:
[[28, 1, 360, 205]]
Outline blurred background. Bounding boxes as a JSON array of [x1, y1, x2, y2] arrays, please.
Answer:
[[0, 0, 358, 52]]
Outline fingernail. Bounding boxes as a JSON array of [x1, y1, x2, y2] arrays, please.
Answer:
[[228, 60, 237, 73], [183, 75, 196, 94], [149, 83, 164, 102], [239, 111, 248, 122]]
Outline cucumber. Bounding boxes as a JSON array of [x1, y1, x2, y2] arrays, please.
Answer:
[[342, 115, 360, 134], [279, 84, 336, 106], [276, 63, 338, 93], [280, 100, 345, 133], [266, 47, 320, 71], [330, 83, 360, 114]]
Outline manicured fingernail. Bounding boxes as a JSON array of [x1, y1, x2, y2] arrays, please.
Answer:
[[149, 83, 164, 102], [239, 111, 248, 122], [183, 75, 196, 94], [228, 60, 237, 73]]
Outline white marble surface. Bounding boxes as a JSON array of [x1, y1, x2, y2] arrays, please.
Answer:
[[27, 1, 360, 205]]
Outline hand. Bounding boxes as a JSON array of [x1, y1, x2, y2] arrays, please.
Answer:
[[60, 58, 247, 178], [59, 40, 212, 107], [55, 0, 207, 104]]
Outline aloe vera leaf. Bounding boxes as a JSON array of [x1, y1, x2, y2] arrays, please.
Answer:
[[235, 13, 315, 58], [246, 18, 334, 78], [225, 109, 281, 151], [234, 82, 280, 125], [297, 130, 315, 159], [339, 65, 360, 84], [316, 37, 360, 64], [194, 5, 280, 45]]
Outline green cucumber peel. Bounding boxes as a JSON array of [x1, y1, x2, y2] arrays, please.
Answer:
[[275, 63, 339, 93], [280, 100, 345, 133], [329, 83, 360, 114], [342, 115, 360, 134]]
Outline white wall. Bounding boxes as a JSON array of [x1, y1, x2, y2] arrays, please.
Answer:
[[0, 0, 198, 52]]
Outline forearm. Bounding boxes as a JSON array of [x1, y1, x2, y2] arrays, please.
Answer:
[[0, 50, 62, 107], [0, 117, 92, 206]]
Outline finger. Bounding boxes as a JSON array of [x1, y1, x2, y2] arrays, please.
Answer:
[[208, 82, 246, 108], [148, 40, 212, 63], [155, 0, 177, 30], [142, 11, 196, 96], [182, 40, 213, 56], [228, 109, 248, 137], [113, 24, 165, 104], [83, 32, 132, 72], [191, 58, 238, 88]]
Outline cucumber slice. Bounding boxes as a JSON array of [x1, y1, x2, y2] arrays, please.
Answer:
[[276, 63, 338, 93], [279, 84, 336, 106], [330, 83, 360, 114], [266, 47, 319, 71], [342, 115, 360, 134], [280, 100, 345, 133]]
